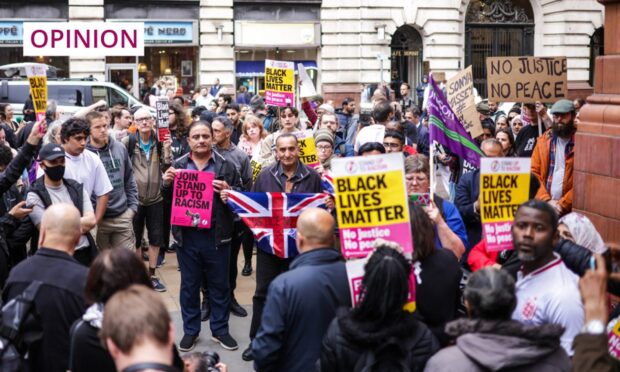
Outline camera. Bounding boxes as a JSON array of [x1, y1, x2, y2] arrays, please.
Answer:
[[203, 351, 220, 372]]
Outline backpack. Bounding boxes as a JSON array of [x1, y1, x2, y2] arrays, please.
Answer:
[[127, 133, 162, 160], [0, 280, 44, 372], [353, 336, 416, 372]]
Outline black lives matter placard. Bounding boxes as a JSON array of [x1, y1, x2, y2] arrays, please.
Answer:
[[486, 56, 567, 103]]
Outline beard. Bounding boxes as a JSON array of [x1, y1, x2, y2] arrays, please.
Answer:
[[552, 120, 575, 137], [517, 251, 536, 262]]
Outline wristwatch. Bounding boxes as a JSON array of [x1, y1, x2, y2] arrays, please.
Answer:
[[582, 320, 606, 335]]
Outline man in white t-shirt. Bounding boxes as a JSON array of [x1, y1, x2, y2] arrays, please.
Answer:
[[511, 199, 584, 356], [60, 117, 113, 223], [354, 101, 392, 153]]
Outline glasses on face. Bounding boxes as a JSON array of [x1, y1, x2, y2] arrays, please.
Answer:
[[135, 117, 152, 124], [317, 145, 333, 152]]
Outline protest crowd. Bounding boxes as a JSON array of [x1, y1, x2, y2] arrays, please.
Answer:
[[0, 63, 619, 372]]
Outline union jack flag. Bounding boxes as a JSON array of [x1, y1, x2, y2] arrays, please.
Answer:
[[226, 191, 328, 258], [321, 172, 335, 194]]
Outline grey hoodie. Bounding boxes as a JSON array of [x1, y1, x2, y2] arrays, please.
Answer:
[[424, 319, 570, 372], [86, 135, 139, 218]]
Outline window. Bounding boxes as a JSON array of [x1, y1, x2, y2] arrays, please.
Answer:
[[465, 0, 535, 98], [48, 86, 84, 106]]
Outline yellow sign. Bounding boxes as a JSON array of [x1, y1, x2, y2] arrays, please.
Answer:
[[250, 159, 262, 182], [332, 153, 413, 259], [295, 130, 319, 168], [335, 169, 408, 228], [264, 59, 295, 107], [25, 64, 48, 121], [479, 158, 531, 251]]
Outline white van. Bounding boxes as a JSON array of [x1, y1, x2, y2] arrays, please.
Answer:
[[0, 64, 153, 121]]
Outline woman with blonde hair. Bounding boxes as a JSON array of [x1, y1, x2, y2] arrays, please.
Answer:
[[237, 114, 268, 159]]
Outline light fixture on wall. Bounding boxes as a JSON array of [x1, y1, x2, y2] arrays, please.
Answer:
[[375, 24, 392, 40], [164, 68, 172, 75], [138, 63, 147, 72], [216, 24, 224, 41]]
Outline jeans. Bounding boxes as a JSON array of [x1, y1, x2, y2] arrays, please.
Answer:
[[178, 227, 231, 337], [249, 249, 290, 338]]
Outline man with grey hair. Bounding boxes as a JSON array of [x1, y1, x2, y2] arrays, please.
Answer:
[[211, 115, 252, 318], [122, 108, 172, 291], [455, 139, 503, 264]]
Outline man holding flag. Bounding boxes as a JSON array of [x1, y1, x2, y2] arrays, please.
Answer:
[[225, 133, 325, 361]]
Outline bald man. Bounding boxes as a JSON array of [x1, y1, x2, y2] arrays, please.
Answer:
[[3, 203, 88, 372], [252, 208, 350, 372]]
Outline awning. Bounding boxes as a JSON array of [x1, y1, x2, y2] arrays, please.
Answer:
[[235, 60, 317, 77]]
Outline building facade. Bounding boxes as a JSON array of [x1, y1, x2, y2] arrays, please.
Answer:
[[0, 0, 604, 105]]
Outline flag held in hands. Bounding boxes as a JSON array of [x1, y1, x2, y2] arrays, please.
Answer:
[[428, 74, 483, 168], [226, 191, 328, 258]]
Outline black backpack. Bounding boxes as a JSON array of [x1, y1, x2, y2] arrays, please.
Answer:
[[0, 280, 44, 372]]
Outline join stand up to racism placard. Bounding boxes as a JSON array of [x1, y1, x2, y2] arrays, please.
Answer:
[[171, 170, 215, 228], [332, 153, 416, 311]]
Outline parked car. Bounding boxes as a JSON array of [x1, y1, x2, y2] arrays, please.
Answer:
[[0, 63, 153, 121]]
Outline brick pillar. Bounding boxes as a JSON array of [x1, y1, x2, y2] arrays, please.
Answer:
[[68, 0, 105, 80], [573, 0, 620, 244]]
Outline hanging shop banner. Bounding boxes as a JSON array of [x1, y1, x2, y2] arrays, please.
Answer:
[[486, 56, 567, 103], [25, 64, 47, 122], [171, 170, 215, 228], [480, 157, 531, 252], [264, 59, 295, 107], [446, 66, 483, 138], [23, 22, 144, 57], [155, 98, 170, 142], [332, 152, 413, 259]]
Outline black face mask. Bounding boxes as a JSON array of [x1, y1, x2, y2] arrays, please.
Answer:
[[43, 165, 64, 181]]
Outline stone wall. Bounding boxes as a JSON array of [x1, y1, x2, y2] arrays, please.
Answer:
[[198, 0, 235, 94], [68, 0, 105, 81]]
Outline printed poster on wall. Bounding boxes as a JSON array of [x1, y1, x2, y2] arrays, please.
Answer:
[[264, 59, 295, 107], [332, 152, 413, 259], [171, 170, 215, 228], [480, 157, 531, 252]]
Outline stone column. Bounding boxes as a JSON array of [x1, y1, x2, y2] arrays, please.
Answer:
[[573, 0, 620, 244], [68, 0, 105, 80], [199, 0, 235, 94]]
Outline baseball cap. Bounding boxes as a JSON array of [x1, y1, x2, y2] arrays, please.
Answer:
[[550, 99, 575, 115], [38, 143, 65, 161]]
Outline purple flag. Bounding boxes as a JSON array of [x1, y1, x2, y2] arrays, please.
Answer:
[[428, 74, 483, 168]]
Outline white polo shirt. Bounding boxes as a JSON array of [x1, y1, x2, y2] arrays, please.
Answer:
[[512, 253, 584, 356]]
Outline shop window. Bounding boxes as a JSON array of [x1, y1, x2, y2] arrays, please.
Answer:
[[390, 25, 423, 101], [465, 0, 534, 98]]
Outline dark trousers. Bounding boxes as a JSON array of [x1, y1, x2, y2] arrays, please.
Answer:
[[161, 198, 172, 249], [178, 227, 231, 337], [229, 221, 253, 293], [249, 249, 290, 338]]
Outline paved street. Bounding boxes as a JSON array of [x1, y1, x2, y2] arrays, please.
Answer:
[[157, 249, 256, 371]]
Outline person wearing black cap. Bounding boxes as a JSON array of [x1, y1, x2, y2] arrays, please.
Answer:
[[0, 119, 47, 286], [26, 143, 97, 266], [531, 99, 576, 217]]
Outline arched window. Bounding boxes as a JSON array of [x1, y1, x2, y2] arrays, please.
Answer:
[[589, 27, 604, 87], [465, 0, 535, 97], [390, 25, 423, 102]]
